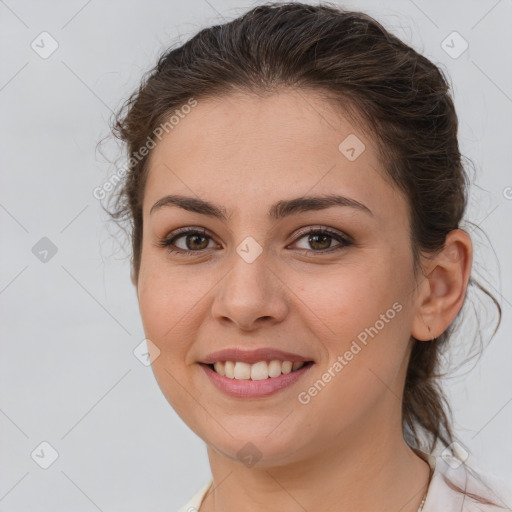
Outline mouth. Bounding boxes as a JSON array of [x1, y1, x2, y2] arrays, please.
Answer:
[[198, 354, 315, 398]]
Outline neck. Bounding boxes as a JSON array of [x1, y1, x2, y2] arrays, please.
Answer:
[[201, 421, 431, 512]]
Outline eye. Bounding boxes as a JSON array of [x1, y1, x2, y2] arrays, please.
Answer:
[[157, 225, 352, 257], [157, 227, 218, 256], [289, 226, 352, 254]]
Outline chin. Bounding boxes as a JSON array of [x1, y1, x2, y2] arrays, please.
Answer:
[[198, 418, 316, 468]]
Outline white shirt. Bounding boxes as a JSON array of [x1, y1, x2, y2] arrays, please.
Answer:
[[177, 452, 508, 512]]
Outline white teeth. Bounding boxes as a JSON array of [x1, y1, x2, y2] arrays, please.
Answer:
[[213, 362, 225, 376], [211, 360, 307, 380], [224, 361, 235, 379], [250, 361, 269, 381], [234, 362, 251, 379], [281, 361, 292, 374], [268, 360, 282, 378]]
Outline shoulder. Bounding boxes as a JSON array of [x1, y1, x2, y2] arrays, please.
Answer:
[[423, 453, 511, 512], [177, 478, 213, 512]]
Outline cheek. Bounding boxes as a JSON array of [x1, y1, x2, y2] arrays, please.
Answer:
[[137, 260, 201, 420], [295, 258, 408, 339], [137, 261, 191, 374], [294, 257, 413, 404], [137, 250, 199, 337], [136, 251, 219, 380]]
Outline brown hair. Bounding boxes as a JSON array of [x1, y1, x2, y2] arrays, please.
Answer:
[[104, 2, 504, 506]]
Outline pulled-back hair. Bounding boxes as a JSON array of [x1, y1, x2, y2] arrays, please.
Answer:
[[104, 2, 504, 507]]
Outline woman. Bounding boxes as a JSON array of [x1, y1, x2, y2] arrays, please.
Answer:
[[106, 3, 508, 511]]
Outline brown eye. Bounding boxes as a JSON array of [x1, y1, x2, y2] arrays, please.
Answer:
[[158, 226, 352, 257], [158, 228, 217, 256], [180, 233, 210, 250], [290, 227, 352, 254], [307, 232, 332, 250]]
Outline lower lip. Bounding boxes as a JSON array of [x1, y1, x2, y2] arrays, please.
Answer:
[[199, 363, 314, 398]]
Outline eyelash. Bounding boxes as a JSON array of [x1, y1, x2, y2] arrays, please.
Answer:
[[157, 226, 353, 257]]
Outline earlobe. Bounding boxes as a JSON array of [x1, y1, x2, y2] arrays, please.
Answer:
[[411, 229, 473, 342]]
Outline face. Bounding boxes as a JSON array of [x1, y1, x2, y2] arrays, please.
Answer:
[[136, 89, 422, 467]]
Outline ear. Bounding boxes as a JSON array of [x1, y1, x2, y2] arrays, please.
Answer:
[[411, 229, 473, 341]]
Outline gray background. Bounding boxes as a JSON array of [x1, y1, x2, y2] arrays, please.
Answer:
[[1, 0, 511, 510]]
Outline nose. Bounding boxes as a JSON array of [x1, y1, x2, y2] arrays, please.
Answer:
[[211, 249, 289, 332]]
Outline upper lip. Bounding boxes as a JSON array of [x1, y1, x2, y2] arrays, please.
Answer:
[[201, 348, 314, 365]]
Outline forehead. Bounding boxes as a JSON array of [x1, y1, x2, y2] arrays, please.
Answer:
[[143, 90, 406, 226]]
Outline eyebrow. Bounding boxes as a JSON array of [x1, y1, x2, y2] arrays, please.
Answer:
[[149, 193, 373, 220]]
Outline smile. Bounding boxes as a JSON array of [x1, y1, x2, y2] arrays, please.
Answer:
[[199, 360, 315, 398]]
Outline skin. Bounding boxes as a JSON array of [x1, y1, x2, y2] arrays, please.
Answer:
[[134, 89, 473, 512]]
